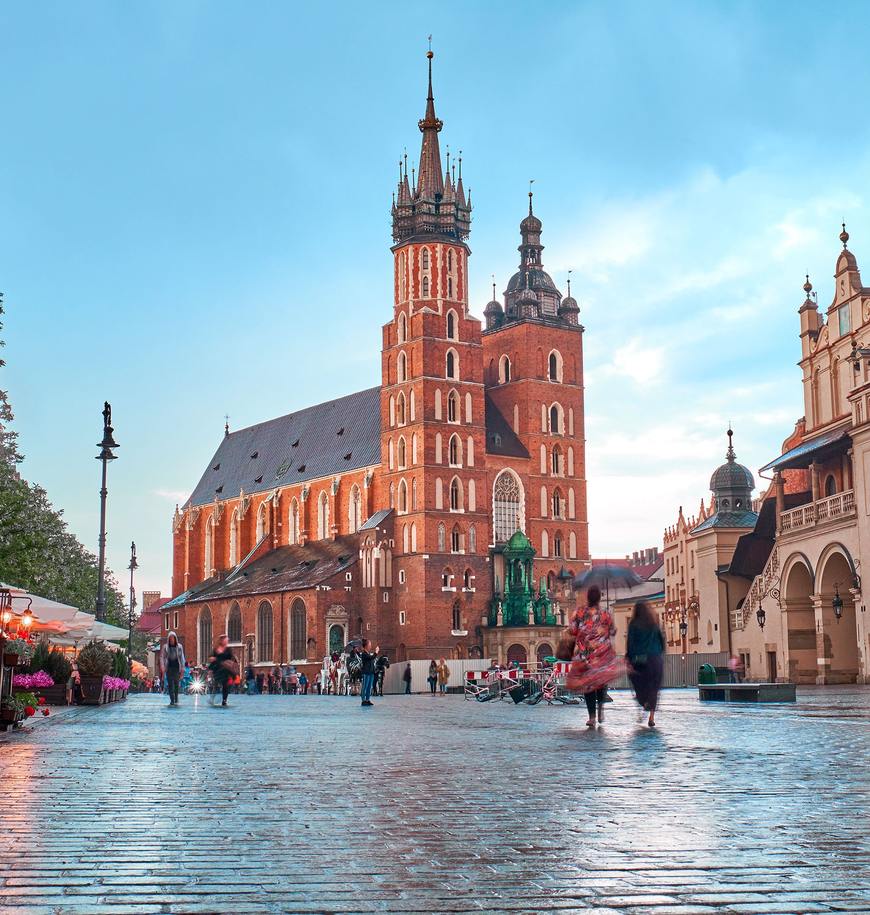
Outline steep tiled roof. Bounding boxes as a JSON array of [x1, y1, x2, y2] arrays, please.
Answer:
[[484, 395, 529, 458], [175, 536, 360, 604], [135, 609, 165, 635], [692, 509, 758, 533], [185, 388, 382, 508]]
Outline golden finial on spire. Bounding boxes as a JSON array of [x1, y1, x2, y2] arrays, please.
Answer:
[[841, 221, 850, 248], [803, 274, 812, 295]]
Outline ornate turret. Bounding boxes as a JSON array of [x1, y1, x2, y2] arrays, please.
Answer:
[[484, 279, 504, 330], [391, 52, 472, 244], [503, 191, 564, 319], [709, 428, 755, 513], [558, 274, 580, 325]]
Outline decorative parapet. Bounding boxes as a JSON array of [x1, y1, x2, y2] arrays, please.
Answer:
[[735, 545, 780, 631]]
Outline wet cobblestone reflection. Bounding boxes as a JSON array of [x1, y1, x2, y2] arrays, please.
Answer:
[[1, 688, 868, 914]]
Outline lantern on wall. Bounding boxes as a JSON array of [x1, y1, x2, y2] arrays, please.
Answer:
[[756, 604, 766, 630], [832, 585, 844, 621]]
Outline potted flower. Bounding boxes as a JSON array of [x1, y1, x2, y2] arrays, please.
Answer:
[[25, 641, 71, 705], [75, 640, 112, 704], [0, 690, 37, 729], [3, 637, 33, 668]]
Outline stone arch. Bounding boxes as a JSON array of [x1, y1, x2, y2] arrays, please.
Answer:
[[289, 597, 307, 661], [507, 643, 528, 665], [493, 469, 525, 542], [781, 552, 816, 684], [257, 600, 274, 663], [816, 543, 859, 683], [227, 602, 242, 645]]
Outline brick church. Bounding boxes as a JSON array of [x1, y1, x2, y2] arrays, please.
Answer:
[[163, 53, 589, 673]]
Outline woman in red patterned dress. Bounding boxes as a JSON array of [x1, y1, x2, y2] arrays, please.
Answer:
[[566, 586, 623, 727]]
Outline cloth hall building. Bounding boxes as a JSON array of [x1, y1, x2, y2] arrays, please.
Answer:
[[164, 55, 589, 674]]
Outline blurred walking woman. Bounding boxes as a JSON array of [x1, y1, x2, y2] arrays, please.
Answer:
[[160, 632, 186, 707], [566, 586, 622, 727], [626, 601, 665, 727], [208, 635, 237, 708]]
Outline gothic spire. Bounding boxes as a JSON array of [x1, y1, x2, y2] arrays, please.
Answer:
[[417, 50, 444, 198]]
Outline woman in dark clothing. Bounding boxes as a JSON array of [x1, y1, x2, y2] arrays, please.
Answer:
[[208, 635, 237, 708], [626, 601, 666, 727], [159, 632, 186, 707]]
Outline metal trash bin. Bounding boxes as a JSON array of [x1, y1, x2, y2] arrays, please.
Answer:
[[698, 663, 717, 685]]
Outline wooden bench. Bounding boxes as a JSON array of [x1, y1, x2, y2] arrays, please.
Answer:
[[698, 682, 797, 703]]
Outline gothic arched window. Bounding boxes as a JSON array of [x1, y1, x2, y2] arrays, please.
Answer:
[[289, 499, 300, 545], [348, 486, 361, 533], [549, 403, 563, 434], [446, 349, 458, 380], [398, 478, 408, 513], [397, 311, 407, 344], [227, 603, 242, 644], [317, 491, 329, 539], [257, 601, 273, 663], [499, 355, 511, 384], [437, 522, 446, 552], [493, 471, 523, 542], [198, 606, 213, 665], [398, 436, 407, 469], [548, 350, 563, 382], [450, 476, 463, 511], [422, 276, 429, 297], [451, 525, 462, 552], [290, 598, 306, 661], [448, 434, 461, 467], [446, 309, 457, 340], [397, 351, 407, 382], [447, 390, 459, 423]]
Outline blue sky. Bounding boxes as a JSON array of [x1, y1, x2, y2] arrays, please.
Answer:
[[3, 1, 870, 596]]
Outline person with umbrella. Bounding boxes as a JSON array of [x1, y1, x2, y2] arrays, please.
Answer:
[[566, 584, 623, 727]]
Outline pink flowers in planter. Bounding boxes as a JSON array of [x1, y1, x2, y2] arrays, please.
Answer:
[[102, 676, 130, 691], [12, 671, 55, 689]]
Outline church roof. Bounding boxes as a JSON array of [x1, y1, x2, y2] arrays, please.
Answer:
[[185, 387, 382, 508], [172, 536, 361, 604], [691, 509, 758, 533], [484, 395, 529, 458]]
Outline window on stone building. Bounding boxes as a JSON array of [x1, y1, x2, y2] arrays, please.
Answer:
[[548, 350, 563, 382], [349, 486, 361, 534], [451, 525, 462, 553], [447, 309, 457, 340], [318, 491, 329, 539], [398, 436, 407, 469], [552, 445, 563, 476], [446, 348, 458, 380], [227, 603, 242, 644], [204, 515, 214, 576], [552, 488, 564, 519], [453, 600, 462, 630], [499, 355, 511, 384], [411, 522, 417, 552], [229, 509, 240, 566], [839, 304, 851, 336], [825, 474, 836, 497], [553, 533, 563, 558], [468, 524, 476, 552], [198, 606, 213, 666], [422, 276, 429, 297], [447, 390, 459, 423], [257, 601, 273, 663], [290, 598, 306, 661], [256, 503, 267, 543], [422, 248, 429, 270], [397, 311, 407, 343], [493, 471, 523, 542], [397, 351, 407, 382], [450, 477, 463, 511], [448, 434, 461, 467], [397, 392, 406, 425], [448, 277, 453, 298], [438, 522, 446, 552], [463, 569, 474, 591], [398, 478, 408, 513], [442, 567, 453, 589], [549, 403, 563, 434]]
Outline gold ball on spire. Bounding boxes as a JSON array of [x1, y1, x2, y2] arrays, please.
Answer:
[[426, 50, 434, 59], [840, 222, 850, 248], [803, 274, 812, 294]]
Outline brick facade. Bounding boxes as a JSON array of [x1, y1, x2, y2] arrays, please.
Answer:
[[166, 55, 590, 668]]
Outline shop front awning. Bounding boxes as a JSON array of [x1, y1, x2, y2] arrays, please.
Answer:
[[759, 425, 851, 474]]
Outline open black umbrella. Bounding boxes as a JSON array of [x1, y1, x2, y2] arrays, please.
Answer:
[[574, 564, 642, 607]]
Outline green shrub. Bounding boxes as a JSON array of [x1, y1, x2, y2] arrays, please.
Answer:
[[111, 649, 129, 678], [76, 639, 112, 677]]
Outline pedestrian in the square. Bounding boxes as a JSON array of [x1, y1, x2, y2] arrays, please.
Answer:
[[403, 662, 412, 694], [299, 672, 308, 694], [427, 660, 438, 695], [626, 600, 665, 728], [566, 586, 622, 727], [314, 670, 323, 694], [160, 631, 186, 707], [359, 640, 376, 707], [256, 671, 265, 694], [245, 664, 256, 694], [374, 651, 389, 697], [208, 635, 237, 708], [438, 658, 450, 694]]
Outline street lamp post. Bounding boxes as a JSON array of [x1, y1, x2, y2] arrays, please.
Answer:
[[95, 402, 119, 622], [127, 542, 138, 678]]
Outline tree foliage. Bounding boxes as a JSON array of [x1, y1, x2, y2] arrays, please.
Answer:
[[0, 293, 127, 626]]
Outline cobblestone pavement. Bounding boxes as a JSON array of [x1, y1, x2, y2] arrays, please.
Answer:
[[1, 687, 869, 915]]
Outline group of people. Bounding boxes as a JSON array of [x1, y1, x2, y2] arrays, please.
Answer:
[[425, 658, 450, 695], [566, 586, 664, 727], [244, 664, 309, 695], [160, 631, 237, 707]]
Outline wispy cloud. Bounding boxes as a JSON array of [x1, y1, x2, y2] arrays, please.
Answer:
[[154, 489, 188, 503]]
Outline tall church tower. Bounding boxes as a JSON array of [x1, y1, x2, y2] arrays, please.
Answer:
[[380, 52, 490, 658]]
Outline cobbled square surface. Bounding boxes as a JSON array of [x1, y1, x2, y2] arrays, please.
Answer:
[[1, 687, 868, 914]]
